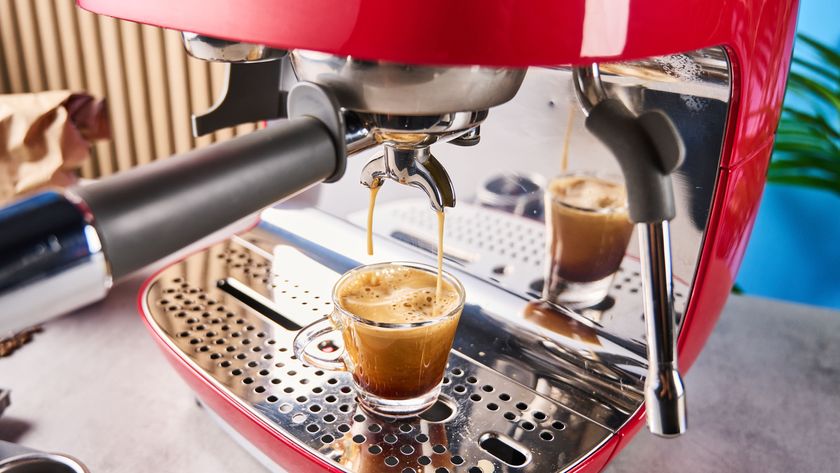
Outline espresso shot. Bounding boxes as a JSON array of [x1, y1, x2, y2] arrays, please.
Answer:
[[294, 262, 465, 418], [336, 264, 462, 400], [544, 173, 633, 308]]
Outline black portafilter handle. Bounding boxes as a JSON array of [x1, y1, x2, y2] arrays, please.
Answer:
[[584, 98, 688, 437], [75, 116, 337, 280], [0, 115, 339, 335]]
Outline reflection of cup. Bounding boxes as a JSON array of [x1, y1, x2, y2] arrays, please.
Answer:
[[522, 300, 601, 345], [294, 262, 465, 418], [543, 173, 633, 308]]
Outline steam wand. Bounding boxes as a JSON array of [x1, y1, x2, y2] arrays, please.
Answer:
[[573, 65, 688, 437]]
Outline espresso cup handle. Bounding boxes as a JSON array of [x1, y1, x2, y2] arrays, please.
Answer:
[[293, 317, 347, 371]]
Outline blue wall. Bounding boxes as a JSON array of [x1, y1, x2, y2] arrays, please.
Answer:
[[737, 0, 840, 309]]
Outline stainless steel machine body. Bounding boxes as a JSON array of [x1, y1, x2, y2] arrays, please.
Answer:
[[143, 209, 635, 472], [0, 30, 732, 470], [141, 43, 731, 468]]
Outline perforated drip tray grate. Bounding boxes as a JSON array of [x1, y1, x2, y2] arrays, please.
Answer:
[[143, 232, 614, 473]]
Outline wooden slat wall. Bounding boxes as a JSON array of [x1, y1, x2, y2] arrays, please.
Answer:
[[0, 0, 258, 178]]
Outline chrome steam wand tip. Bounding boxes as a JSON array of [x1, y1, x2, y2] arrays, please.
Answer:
[[645, 365, 687, 437]]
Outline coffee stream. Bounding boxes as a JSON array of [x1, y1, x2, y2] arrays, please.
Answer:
[[561, 106, 575, 173], [365, 184, 446, 316], [366, 185, 380, 256], [435, 210, 445, 316]]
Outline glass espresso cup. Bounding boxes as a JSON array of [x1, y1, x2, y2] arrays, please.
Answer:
[[293, 262, 465, 418], [543, 172, 634, 308]]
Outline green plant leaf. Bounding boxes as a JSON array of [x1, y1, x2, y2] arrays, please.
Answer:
[[787, 71, 840, 114], [798, 34, 840, 69], [780, 134, 838, 147], [775, 125, 833, 141], [770, 160, 840, 178], [770, 34, 840, 197], [766, 174, 840, 195], [776, 120, 815, 136], [774, 132, 838, 147], [770, 155, 840, 175], [792, 57, 839, 84], [773, 138, 839, 156], [776, 130, 830, 143], [780, 110, 839, 140]]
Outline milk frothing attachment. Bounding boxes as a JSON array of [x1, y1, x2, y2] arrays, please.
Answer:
[[574, 65, 688, 437]]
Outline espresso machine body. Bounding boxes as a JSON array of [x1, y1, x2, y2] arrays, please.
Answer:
[[10, 1, 795, 471]]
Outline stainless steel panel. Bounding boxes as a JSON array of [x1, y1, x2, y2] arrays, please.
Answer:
[[142, 217, 617, 472], [141, 45, 732, 472]]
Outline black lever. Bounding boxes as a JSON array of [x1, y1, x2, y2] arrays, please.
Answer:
[[192, 61, 286, 137]]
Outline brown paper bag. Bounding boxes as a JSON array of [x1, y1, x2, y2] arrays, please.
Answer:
[[0, 90, 109, 204], [0, 91, 109, 354]]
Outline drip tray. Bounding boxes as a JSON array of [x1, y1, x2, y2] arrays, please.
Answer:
[[141, 221, 617, 472]]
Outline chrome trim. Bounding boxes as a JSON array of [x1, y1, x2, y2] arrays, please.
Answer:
[[0, 453, 89, 473], [638, 222, 686, 436], [449, 126, 481, 147], [551, 48, 730, 101], [342, 112, 377, 156], [572, 64, 606, 115], [366, 110, 488, 141], [0, 191, 111, 335], [347, 109, 485, 212], [340, 109, 489, 155], [598, 48, 731, 101], [181, 32, 286, 63], [290, 50, 526, 115]]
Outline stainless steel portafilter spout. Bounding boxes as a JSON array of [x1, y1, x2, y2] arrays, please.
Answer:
[[360, 145, 456, 212], [573, 65, 687, 437]]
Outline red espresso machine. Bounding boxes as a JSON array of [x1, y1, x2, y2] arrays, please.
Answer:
[[1, 0, 797, 471]]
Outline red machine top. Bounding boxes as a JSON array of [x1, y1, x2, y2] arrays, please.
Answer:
[[78, 0, 794, 67]]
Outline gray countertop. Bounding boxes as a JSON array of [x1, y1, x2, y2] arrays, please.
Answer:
[[1, 269, 838, 472]]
